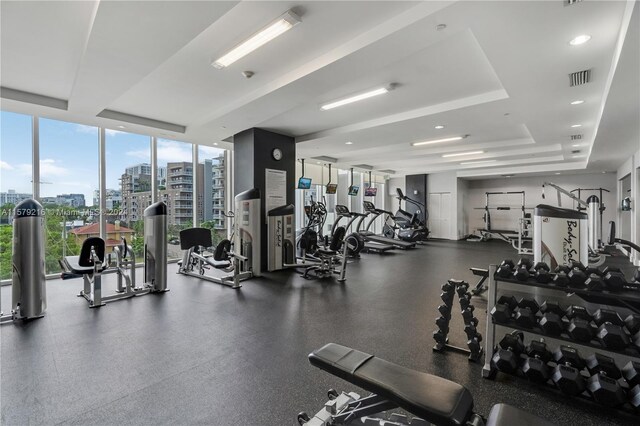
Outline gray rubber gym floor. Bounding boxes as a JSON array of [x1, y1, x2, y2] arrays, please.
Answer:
[[1, 240, 638, 426]]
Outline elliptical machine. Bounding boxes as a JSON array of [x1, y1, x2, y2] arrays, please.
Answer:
[[385, 188, 429, 243], [332, 205, 366, 257]]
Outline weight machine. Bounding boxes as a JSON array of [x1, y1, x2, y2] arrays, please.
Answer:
[[470, 191, 532, 255]]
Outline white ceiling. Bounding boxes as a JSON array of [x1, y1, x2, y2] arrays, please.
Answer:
[[1, 0, 638, 178]]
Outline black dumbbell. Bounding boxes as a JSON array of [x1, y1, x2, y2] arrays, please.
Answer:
[[467, 337, 482, 358], [593, 309, 631, 351], [568, 267, 588, 288], [630, 385, 640, 410], [622, 361, 640, 389], [492, 331, 524, 374], [514, 298, 539, 328], [604, 270, 628, 292], [441, 291, 454, 306], [552, 345, 586, 396], [513, 265, 530, 281], [517, 258, 533, 270], [585, 267, 603, 277], [441, 281, 455, 293], [555, 265, 571, 274], [455, 282, 470, 297], [497, 260, 515, 278], [565, 306, 595, 343], [433, 329, 448, 345], [570, 260, 587, 271], [462, 307, 479, 327], [459, 293, 472, 311], [553, 271, 570, 287], [585, 273, 604, 291], [435, 316, 449, 334], [464, 323, 482, 342], [522, 339, 551, 384], [437, 304, 451, 319], [585, 353, 626, 407], [625, 314, 640, 336], [490, 295, 517, 323], [532, 262, 552, 284], [538, 301, 564, 336]]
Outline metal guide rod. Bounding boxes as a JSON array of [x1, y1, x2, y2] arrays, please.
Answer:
[[542, 182, 588, 207]]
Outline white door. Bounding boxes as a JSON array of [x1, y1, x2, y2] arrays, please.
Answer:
[[428, 192, 451, 239]]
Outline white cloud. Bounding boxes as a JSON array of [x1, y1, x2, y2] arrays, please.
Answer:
[[105, 128, 121, 136], [40, 158, 70, 178], [127, 140, 193, 163], [0, 160, 14, 170]]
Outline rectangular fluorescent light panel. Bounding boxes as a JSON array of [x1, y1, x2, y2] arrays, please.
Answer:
[[320, 87, 389, 111], [460, 160, 496, 165], [411, 136, 464, 146], [442, 150, 484, 158], [212, 10, 300, 69]]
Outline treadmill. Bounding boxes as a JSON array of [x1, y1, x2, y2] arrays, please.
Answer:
[[333, 205, 395, 253], [359, 201, 416, 249]]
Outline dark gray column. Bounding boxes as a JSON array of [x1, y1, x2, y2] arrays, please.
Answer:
[[405, 174, 428, 223], [233, 128, 296, 270]]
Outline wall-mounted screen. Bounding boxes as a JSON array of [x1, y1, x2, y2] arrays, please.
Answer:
[[325, 183, 337, 194], [297, 177, 312, 189], [364, 187, 377, 197], [348, 185, 359, 196]]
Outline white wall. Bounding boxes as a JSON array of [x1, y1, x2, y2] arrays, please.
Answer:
[[464, 173, 617, 237], [386, 177, 405, 212]]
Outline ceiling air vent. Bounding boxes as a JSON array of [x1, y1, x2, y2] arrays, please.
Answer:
[[571, 149, 581, 154], [312, 156, 338, 163], [570, 134, 583, 140], [569, 69, 591, 87], [379, 169, 396, 175], [565, 0, 583, 5]]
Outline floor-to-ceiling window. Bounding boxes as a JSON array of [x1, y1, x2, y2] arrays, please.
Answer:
[[39, 119, 99, 274], [0, 112, 32, 280], [106, 131, 150, 260], [198, 145, 228, 249]]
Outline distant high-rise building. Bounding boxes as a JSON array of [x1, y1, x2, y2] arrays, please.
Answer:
[[93, 189, 122, 209], [203, 154, 226, 229], [0, 189, 32, 206], [41, 193, 85, 207]]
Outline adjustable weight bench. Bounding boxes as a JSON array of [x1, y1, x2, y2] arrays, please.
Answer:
[[300, 343, 554, 426]]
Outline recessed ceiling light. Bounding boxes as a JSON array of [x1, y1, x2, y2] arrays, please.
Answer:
[[601, 171, 607, 174], [213, 142, 218, 146], [321, 85, 393, 111], [412, 136, 465, 146], [571, 100, 584, 105], [345, 141, 353, 145], [572, 143, 580, 147], [571, 124, 582, 128], [212, 10, 301, 69], [569, 34, 591, 46], [434, 125, 445, 129], [117, 125, 125, 129], [316, 161, 321, 164], [502, 174, 514, 178], [572, 155, 584, 158], [442, 150, 484, 158], [555, 172, 561, 175], [460, 160, 496, 165]]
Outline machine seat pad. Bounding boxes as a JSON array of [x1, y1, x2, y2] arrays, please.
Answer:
[[316, 248, 337, 256], [309, 343, 473, 426], [486, 403, 554, 426], [63, 256, 102, 274]]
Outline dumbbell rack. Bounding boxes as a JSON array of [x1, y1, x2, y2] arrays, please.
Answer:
[[433, 279, 483, 362], [483, 264, 640, 416]]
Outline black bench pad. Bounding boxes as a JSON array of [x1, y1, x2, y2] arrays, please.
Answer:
[[487, 403, 554, 426], [62, 256, 100, 274], [309, 343, 474, 426]]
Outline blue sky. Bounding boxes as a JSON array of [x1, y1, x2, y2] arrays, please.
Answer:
[[1, 111, 224, 206]]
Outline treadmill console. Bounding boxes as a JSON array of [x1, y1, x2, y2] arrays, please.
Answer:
[[335, 205, 350, 217], [363, 201, 376, 212]]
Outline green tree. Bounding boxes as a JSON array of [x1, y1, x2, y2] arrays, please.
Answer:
[[200, 221, 225, 247], [0, 225, 12, 280]]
